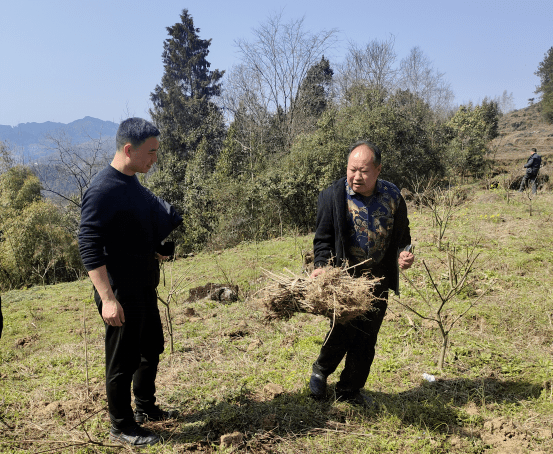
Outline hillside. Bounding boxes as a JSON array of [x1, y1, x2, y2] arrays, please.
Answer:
[[491, 102, 553, 166], [2, 188, 553, 453]]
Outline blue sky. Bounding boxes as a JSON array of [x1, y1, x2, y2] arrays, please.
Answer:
[[0, 0, 551, 126]]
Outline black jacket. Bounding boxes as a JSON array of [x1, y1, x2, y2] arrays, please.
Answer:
[[524, 152, 542, 176], [312, 177, 411, 294]]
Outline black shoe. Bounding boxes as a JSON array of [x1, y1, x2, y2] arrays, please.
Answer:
[[336, 390, 376, 409], [110, 424, 160, 446], [134, 406, 178, 424], [309, 373, 327, 398]]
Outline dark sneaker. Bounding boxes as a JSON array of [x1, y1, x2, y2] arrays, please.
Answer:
[[109, 424, 160, 446], [336, 390, 376, 409], [309, 373, 327, 398], [134, 406, 179, 424]]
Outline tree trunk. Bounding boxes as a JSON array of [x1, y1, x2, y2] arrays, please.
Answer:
[[438, 332, 448, 370]]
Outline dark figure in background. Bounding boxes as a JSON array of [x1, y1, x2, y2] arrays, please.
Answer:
[[79, 118, 182, 447], [518, 148, 542, 194], [308, 140, 414, 407], [0, 295, 3, 339]]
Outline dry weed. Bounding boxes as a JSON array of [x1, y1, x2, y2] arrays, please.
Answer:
[[259, 266, 383, 324]]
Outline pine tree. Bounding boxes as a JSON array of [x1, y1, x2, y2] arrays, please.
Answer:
[[292, 56, 334, 137], [480, 97, 500, 140], [535, 47, 553, 94], [149, 8, 225, 170], [295, 56, 334, 119], [148, 9, 226, 251], [535, 47, 553, 123]]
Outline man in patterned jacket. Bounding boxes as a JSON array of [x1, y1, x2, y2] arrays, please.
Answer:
[[309, 140, 414, 407]]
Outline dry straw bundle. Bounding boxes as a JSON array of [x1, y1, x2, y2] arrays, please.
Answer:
[[260, 266, 383, 324]]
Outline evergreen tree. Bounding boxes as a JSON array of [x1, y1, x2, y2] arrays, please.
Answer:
[[292, 56, 334, 136], [480, 97, 500, 140], [541, 84, 553, 123], [149, 8, 225, 181], [535, 47, 553, 123], [295, 57, 333, 118], [445, 103, 490, 179], [179, 138, 218, 252], [535, 47, 553, 95], [148, 9, 226, 249]]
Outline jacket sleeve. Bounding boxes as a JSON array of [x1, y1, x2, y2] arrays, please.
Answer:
[[394, 196, 412, 250], [387, 195, 411, 295], [313, 187, 335, 268]]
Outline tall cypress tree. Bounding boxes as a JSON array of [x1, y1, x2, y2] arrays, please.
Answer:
[[291, 56, 334, 139], [295, 56, 334, 118], [535, 47, 553, 123], [480, 97, 500, 141], [150, 9, 224, 159], [148, 9, 225, 250]]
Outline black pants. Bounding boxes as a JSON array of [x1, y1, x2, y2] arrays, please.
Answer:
[[519, 174, 538, 194], [312, 292, 388, 393], [96, 287, 164, 430], [0, 295, 3, 339]]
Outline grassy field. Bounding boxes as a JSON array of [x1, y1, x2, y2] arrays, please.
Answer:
[[1, 185, 553, 453]]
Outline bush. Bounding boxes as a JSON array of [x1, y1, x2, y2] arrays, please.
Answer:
[[0, 166, 83, 290]]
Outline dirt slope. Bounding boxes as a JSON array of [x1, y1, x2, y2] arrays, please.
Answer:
[[491, 102, 553, 165]]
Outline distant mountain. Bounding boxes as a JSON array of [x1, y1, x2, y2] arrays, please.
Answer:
[[0, 116, 119, 161]]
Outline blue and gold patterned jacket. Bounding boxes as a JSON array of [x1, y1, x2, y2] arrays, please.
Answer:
[[312, 177, 411, 295]]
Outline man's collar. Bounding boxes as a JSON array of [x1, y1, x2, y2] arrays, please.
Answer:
[[345, 179, 381, 197]]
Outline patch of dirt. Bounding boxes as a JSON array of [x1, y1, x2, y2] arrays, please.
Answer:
[[57, 304, 80, 312], [220, 431, 244, 448], [262, 383, 284, 399], [33, 397, 104, 424], [478, 416, 552, 453], [187, 282, 239, 303], [247, 338, 263, 351], [173, 441, 213, 453], [15, 335, 38, 348], [225, 321, 249, 339]]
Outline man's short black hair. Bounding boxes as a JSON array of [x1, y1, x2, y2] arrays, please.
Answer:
[[116, 117, 160, 151], [532, 147, 537, 153], [349, 140, 382, 166]]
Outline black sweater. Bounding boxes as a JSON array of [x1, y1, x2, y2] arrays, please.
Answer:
[[78, 165, 182, 291]]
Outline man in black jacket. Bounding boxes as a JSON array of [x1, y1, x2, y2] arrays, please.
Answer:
[[518, 148, 542, 194], [79, 118, 182, 446], [309, 140, 414, 407]]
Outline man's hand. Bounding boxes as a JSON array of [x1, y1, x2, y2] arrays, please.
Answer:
[[310, 268, 326, 279], [155, 252, 170, 261], [102, 299, 125, 326], [398, 251, 414, 270], [87, 266, 125, 327]]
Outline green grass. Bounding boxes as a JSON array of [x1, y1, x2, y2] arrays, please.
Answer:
[[2, 189, 553, 453]]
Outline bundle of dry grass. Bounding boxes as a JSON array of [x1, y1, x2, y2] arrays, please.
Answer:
[[260, 266, 383, 324]]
